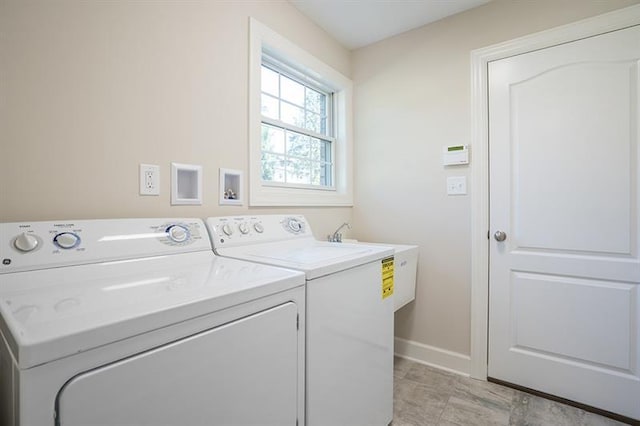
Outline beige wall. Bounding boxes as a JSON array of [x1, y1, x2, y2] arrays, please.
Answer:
[[0, 0, 352, 238], [351, 0, 639, 358]]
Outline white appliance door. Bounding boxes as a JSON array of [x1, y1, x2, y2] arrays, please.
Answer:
[[488, 24, 640, 420], [57, 302, 300, 426], [307, 260, 394, 426]]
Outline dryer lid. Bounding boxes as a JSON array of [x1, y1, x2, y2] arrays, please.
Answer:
[[0, 252, 304, 369]]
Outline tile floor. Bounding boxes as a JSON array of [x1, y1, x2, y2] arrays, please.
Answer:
[[392, 357, 629, 426]]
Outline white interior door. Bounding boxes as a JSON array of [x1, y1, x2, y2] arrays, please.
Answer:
[[488, 24, 640, 420]]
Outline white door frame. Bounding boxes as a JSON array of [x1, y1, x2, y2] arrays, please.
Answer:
[[469, 4, 640, 380]]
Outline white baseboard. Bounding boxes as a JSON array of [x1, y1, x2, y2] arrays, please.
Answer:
[[394, 337, 472, 377]]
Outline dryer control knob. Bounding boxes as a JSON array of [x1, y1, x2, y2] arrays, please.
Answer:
[[239, 223, 249, 235], [222, 223, 233, 236], [54, 232, 80, 249], [14, 233, 39, 252], [167, 225, 189, 243], [253, 223, 264, 233]]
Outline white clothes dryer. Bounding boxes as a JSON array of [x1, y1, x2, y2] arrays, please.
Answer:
[[0, 218, 305, 426], [206, 215, 395, 426]]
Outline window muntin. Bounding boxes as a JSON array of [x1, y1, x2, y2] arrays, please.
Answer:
[[260, 63, 334, 189]]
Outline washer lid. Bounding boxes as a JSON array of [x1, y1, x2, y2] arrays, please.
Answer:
[[218, 240, 394, 280], [0, 252, 304, 369]]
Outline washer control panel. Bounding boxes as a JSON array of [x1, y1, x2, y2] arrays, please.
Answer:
[[206, 215, 313, 249], [0, 218, 211, 274]]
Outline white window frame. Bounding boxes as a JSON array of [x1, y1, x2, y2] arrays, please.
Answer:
[[260, 58, 335, 190], [248, 17, 353, 206]]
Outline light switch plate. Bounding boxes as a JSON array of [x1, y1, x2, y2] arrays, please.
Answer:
[[140, 164, 160, 196], [447, 176, 467, 195]]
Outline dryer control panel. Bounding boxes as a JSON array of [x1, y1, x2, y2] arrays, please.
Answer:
[[206, 215, 314, 249], [0, 218, 211, 274]]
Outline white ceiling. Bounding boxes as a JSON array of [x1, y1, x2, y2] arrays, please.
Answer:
[[290, 0, 491, 50]]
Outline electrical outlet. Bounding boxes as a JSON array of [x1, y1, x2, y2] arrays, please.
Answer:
[[140, 164, 160, 196]]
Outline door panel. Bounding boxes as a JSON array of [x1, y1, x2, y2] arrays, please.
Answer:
[[57, 302, 299, 426], [488, 24, 640, 420], [511, 272, 635, 370], [512, 61, 635, 254]]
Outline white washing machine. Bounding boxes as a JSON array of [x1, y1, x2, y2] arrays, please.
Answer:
[[0, 218, 306, 426], [206, 215, 395, 426]]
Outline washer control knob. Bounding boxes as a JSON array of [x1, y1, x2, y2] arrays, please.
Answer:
[[166, 225, 189, 243], [14, 233, 39, 252], [54, 232, 80, 249], [253, 223, 264, 233], [238, 222, 249, 235], [287, 218, 303, 233], [222, 223, 233, 236]]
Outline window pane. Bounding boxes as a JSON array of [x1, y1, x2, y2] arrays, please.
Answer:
[[286, 159, 311, 184], [310, 138, 331, 162], [305, 88, 325, 114], [261, 94, 279, 120], [322, 163, 332, 186], [310, 138, 321, 161], [261, 152, 286, 182], [311, 163, 321, 186], [305, 112, 322, 134], [261, 125, 285, 154], [320, 139, 331, 162], [286, 132, 310, 158], [281, 102, 305, 129], [310, 161, 332, 186], [281, 75, 304, 106], [259, 58, 335, 190], [261, 66, 279, 97], [310, 162, 321, 186]]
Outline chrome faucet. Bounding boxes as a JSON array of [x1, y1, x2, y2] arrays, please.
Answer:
[[328, 222, 351, 243]]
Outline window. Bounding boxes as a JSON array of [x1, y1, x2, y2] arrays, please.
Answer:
[[260, 61, 334, 188], [249, 18, 353, 206]]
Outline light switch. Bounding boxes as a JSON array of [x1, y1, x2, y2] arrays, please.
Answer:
[[447, 176, 467, 195]]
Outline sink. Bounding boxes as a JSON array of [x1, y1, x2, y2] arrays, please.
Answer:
[[344, 240, 418, 312]]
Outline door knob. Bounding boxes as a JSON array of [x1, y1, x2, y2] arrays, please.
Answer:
[[494, 231, 507, 242]]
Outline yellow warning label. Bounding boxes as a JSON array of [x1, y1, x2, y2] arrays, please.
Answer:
[[382, 256, 394, 299]]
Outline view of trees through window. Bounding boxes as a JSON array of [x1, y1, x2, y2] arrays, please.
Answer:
[[260, 64, 334, 187]]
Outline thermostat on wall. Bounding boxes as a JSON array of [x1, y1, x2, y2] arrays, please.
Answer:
[[442, 144, 469, 166]]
